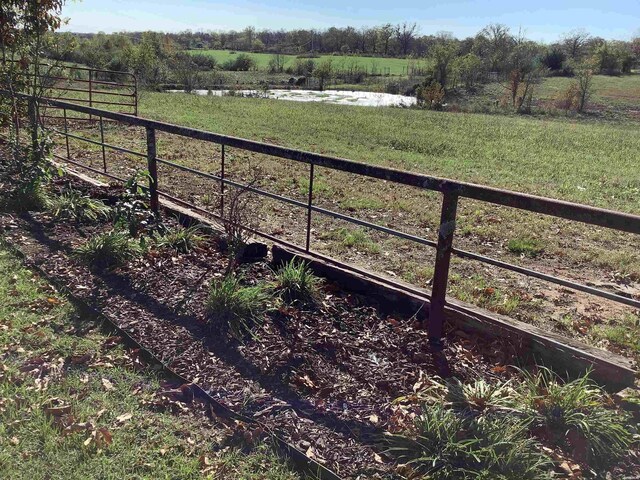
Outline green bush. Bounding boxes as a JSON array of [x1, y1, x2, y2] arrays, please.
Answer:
[[155, 225, 204, 253], [519, 368, 632, 469], [386, 405, 550, 479], [222, 53, 256, 71], [275, 259, 321, 304], [72, 230, 143, 271], [206, 275, 268, 339], [47, 190, 111, 223]]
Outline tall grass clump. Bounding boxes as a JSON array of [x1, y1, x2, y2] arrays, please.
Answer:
[[72, 230, 144, 271], [155, 225, 204, 253], [519, 368, 632, 469], [386, 405, 550, 479], [47, 190, 111, 223], [274, 259, 321, 304], [206, 275, 268, 339]]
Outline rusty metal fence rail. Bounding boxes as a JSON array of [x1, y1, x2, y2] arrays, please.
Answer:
[[3, 93, 640, 346], [8, 62, 138, 118]]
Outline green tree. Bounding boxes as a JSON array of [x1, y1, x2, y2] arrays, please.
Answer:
[[314, 58, 333, 91]]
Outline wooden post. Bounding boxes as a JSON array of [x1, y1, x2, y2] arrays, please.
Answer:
[[427, 189, 459, 346], [146, 127, 159, 213]]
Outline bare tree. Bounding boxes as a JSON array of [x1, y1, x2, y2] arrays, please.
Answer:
[[561, 29, 591, 60], [378, 24, 394, 56], [394, 22, 419, 56]]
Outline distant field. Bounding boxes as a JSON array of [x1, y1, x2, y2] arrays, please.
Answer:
[[188, 49, 414, 75]]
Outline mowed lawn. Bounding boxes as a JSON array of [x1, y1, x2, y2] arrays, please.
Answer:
[[139, 92, 639, 214], [189, 49, 413, 75]]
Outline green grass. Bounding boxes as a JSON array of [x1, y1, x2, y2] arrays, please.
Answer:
[[206, 275, 269, 339], [189, 49, 414, 75], [72, 230, 144, 271], [274, 259, 321, 304], [507, 237, 545, 258], [138, 91, 639, 214], [0, 247, 298, 479]]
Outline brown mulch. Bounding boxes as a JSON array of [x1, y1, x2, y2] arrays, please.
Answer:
[[0, 179, 524, 479]]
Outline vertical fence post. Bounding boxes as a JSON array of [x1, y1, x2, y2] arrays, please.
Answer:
[[306, 163, 315, 252], [88, 69, 93, 121], [99, 116, 107, 172], [220, 144, 225, 218], [146, 127, 159, 213], [63, 108, 71, 159], [427, 188, 459, 347], [133, 75, 138, 117]]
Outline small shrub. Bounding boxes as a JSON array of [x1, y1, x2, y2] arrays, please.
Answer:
[[386, 405, 550, 479], [507, 237, 544, 257], [72, 230, 143, 271], [519, 368, 632, 469], [416, 81, 445, 110], [47, 190, 111, 223], [275, 259, 321, 304], [155, 225, 204, 253], [114, 171, 159, 236], [206, 275, 268, 339], [222, 53, 256, 71]]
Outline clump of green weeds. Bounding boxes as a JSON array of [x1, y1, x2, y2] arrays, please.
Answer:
[[206, 275, 269, 339], [507, 237, 544, 258], [519, 367, 632, 469], [72, 230, 144, 271], [47, 189, 111, 223], [274, 259, 321, 304], [386, 404, 550, 479], [155, 225, 204, 254]]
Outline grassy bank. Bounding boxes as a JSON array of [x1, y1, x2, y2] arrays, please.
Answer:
[[0, 247, 298, 480]]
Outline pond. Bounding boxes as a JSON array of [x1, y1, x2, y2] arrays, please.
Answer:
[[166, 88, 417, 107]]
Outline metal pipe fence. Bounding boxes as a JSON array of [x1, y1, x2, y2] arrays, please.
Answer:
[[3, 92, 640, 346]]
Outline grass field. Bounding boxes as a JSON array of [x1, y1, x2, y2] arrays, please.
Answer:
[[138, 92, 639, 213], [0, 247, 298, 479], [189, 49, 415, 75]]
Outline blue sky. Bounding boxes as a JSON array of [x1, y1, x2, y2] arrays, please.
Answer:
[[61, 0, 639, 42]]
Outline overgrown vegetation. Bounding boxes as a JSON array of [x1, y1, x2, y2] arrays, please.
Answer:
[[206, 275, 269, 339], [390, 370, 633, 477], [274, 259, 321, 304], [155, 225, 204, 253], [386, 405, 551, 479], [72, 230, 144, 271], [47, 189, 111, 222]]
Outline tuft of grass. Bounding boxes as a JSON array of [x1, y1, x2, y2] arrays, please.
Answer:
[[325, 227, 380, 254], [507, 237, 545, 258], [155, 225, 204, 253], [47, 190, 111, 223], [72, 230, 144, 271], [519, 367, 632, 469], [449, 274, 521, 316], [386, 405, 551, 479], [274, 259, 321, 304], [206, 275, 269, 339], [593, 313, 640, 354]]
